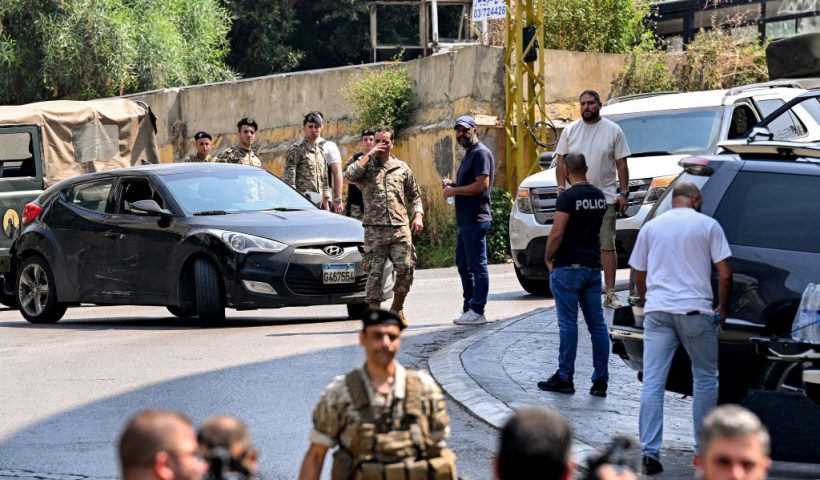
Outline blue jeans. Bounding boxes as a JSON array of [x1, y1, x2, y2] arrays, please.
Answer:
[[549, 267, 609, 382], [639, 311, 718, 459], [455, 221, 491, 315]]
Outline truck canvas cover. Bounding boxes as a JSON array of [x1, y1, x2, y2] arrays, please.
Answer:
[[0, 98, 159, 186]]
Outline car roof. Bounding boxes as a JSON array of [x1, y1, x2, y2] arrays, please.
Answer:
[[602, 85, 806, 115]]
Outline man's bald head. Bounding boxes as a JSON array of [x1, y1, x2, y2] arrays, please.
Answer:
[[198, 415, 253, 454], [119, 410, 193, 474], [672, 181, 701, 200]]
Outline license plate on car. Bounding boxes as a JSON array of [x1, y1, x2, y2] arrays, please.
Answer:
[[323, 263, 356, 284]]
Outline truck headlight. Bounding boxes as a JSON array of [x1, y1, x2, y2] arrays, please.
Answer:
[[645, 175, 676, 204], [516, 188, 533, 214]]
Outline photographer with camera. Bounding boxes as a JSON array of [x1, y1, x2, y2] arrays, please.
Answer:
[[495, 406, 635, 480], [197, 415, 259, 480]]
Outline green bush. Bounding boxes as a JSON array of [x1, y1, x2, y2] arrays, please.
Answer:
[[614, 33, 676, 96], [343, 65, 414, 132], [487, 187, 512, 264], [543, 0, 650, 53]]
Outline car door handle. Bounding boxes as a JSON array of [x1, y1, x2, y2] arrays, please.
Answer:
[[104, 230, 124, 239]]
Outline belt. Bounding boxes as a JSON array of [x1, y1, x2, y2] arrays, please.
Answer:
[[686, 310, 702, 316]]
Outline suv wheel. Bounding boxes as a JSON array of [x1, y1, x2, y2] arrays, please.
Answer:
[[514, 264, 552, 297]]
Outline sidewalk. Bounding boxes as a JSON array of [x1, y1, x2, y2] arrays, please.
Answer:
[[430, 290, 696, 475]]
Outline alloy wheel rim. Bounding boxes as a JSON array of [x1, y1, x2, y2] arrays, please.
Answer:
[[19, 263, 49, 317]]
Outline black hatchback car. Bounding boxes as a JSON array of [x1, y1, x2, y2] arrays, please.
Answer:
[[609, 140, 820, 402], [8, 163, 393, 324]]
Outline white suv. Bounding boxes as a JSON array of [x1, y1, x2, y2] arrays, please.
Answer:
[[509, 83, 820, 295]]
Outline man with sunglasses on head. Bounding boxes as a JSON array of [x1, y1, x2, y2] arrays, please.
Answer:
[[283, 112, 329, 210], [119, 409, 208, 480]]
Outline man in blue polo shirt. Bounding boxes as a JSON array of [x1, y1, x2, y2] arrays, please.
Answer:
[[443, 115, 495, 326]]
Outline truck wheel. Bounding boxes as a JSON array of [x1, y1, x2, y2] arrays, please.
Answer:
[[757, 360, 805, 392], [194, 258, 225, 325], [347, 303, 369, 319], [16, 256, 67, 324], [514, 264, 552, 297]]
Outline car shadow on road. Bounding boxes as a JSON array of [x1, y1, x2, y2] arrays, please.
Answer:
[[0, 315, 351, 331]]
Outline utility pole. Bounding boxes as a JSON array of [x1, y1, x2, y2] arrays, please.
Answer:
[[504, 0, 548, 192]]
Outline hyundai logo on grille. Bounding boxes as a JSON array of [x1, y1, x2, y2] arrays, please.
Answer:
[[323, 245, 343, 257]]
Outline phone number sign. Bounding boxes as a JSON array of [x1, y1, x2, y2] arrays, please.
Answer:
[[472, 0, 506, 21]]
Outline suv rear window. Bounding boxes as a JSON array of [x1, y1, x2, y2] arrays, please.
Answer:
[[714, 171, 820, 253]]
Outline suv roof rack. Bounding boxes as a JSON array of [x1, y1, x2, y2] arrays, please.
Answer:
[[603, 91, 679, 106], [726, 80, 803, 97], [719, 140, 820, 160]]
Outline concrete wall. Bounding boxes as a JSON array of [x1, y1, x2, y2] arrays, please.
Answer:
[[126, 45, 626, 198]]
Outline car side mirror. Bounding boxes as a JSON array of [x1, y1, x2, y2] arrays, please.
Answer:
[[130, 199, 172, 217], [539, 152, 556, 170], [746, 126, 774, 142], [303, 191, 323, 207]]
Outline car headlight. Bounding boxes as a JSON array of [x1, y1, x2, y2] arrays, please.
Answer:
[[645, 175, 676, 204], [516, 188, 533, 214], [208, 229, 288, 254]]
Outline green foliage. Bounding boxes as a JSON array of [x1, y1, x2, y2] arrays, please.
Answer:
[[543, 0, 650, 53], [616, 17, 769, 95], [487, 187, 512, 264], [343, 66, 414, 132], [223, 0, 303, 77], [0, 0, 235, 104]]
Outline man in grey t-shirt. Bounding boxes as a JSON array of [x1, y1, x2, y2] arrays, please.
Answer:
[[555, 90, 630, 308]]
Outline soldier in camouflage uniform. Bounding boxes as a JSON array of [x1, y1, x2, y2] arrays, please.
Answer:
[[343, 128, 376, 220], [344, 127, 423, 325], [282, 112, 329, 210], [216, 118, 262, 167], [298, 309, 457, 480], [181, 131, 216, 163]]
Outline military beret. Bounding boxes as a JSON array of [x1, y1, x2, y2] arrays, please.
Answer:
[[237, 117, 258, 131], [193, 131, 212, 140], [362, 308, 405, 330]]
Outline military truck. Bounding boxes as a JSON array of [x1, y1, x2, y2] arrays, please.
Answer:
[[0, 99, 159, 305]]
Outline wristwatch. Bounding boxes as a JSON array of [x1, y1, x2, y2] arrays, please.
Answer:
[[619, 191, 629, 198]]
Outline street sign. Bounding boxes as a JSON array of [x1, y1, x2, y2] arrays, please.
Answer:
[[472, 0, 506, 21]]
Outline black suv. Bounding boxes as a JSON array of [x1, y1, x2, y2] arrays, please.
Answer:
[[610, 139, 820, 398]]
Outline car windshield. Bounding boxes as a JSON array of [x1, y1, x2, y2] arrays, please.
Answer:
[[607, 107, 722, 156], [162, 169, 316, 214]]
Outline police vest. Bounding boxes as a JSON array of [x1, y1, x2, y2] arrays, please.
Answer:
[[330, 369, 457, 480]]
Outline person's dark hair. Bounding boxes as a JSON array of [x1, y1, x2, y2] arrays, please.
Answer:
[[564, 152, 588, 175], [361, 128, 376, 138], [497, 407, 572, 480], [374, 126, 394, 140], [579, 90, 601, 103], [198, 415, 253, 454], [700, 405, 770, 456], [119, 409, 192, 473]]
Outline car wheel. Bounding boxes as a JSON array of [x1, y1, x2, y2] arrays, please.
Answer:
[[16, 256, 67, 324], [758, 360, 805, 392], [194, 258, 225, 325], [514, 264, 552, 297], [167, 305, 196, 319], [347, 303, 369, 319]]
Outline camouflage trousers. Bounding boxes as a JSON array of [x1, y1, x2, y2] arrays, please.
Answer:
[[347, 203, 363, 220], [363, 225, 415, 311]]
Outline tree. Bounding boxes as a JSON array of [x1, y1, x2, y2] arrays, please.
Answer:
[[0, 0, 236, 104], [542, 0, 649, 53]]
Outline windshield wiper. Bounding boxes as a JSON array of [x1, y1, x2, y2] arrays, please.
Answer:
[[630, 150, 674, 157], [193, 210, 231, 216], [264, 207, 304, 212]]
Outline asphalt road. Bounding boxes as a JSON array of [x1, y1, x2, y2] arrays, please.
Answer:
[[0, 263, 546, 480]]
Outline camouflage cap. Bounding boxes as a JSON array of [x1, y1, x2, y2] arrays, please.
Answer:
[[362, 308, 406, 331], [237, 117, 258, 131], [193, 131, 212, 140]]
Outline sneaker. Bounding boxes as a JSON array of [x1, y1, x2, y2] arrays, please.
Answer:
[[537, 371, 575, 394], [641, 456, 664, 475], [589, 379, 608, 397], [604, 289, 623, 308], [453, 310, 487, 326]]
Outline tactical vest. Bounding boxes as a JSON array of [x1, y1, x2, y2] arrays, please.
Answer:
[[330, 369, 457, 480]]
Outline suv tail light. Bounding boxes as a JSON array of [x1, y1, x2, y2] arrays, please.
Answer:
[[21, 202, 43, 225], [678, 157, 714, 176]]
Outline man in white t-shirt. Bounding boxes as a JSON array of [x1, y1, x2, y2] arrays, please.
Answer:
[[555, 90, 631, 308], [628, 181, 732, 476], [314, 112, 344, 214]]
